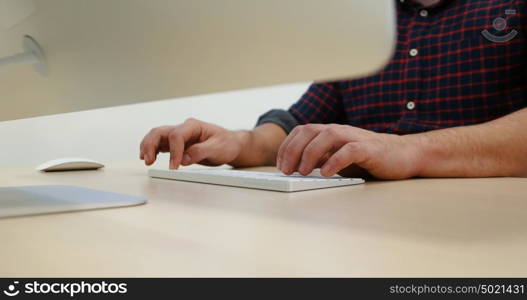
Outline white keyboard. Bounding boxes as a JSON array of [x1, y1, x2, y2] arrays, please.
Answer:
[[148, 169, 364, 192]]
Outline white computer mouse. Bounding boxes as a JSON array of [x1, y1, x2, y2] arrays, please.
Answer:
[[36, 157, 105, 172]]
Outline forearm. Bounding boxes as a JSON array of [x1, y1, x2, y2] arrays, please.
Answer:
[[229, 123, 287, 167], [407, 108, 527, 177]]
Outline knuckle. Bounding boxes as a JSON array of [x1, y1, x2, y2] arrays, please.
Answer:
[[324, 126, 339, 136], [331, 154, 347, 167], [343, 142, 358, 152], [284, 144, 299, 158], [295, 125, 306, 133], [184, 117, 199, 125], [303, 124, 318, 133], [142, 141, 154, 150], [167, 130, 179, 140], [290, 126, 300, 135]]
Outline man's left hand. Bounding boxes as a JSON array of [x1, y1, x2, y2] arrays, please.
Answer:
[[276, 124, 421, 179]]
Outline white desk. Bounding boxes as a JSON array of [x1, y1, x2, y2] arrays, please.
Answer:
[[1, 162, 527, 277]]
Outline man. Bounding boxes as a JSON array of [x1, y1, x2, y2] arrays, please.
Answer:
[[140, 0, 527, 179]]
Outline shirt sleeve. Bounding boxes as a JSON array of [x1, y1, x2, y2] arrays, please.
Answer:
[[287, 82, 345, 125], [255, 82, 345, 133], [255, 109, 299, 134]]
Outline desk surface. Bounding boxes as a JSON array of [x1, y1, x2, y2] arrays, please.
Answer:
[[1, 162, 526, 277]]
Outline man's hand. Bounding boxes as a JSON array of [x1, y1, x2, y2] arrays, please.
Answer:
[[276, 124, 421, 179], [140, 118, 244, 169], [140, 119, 287, 169]]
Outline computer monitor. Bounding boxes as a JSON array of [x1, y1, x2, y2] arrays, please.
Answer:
[[0, 0, 396, 217], [0, 0, 396, 121]]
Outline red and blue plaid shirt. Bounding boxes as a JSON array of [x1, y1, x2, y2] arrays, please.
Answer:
[[283, 0, 527, 134]]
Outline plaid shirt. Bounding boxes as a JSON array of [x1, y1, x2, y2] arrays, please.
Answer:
[[281, 0, 527, 134]]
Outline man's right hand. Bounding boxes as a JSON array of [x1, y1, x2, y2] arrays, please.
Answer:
[[140, 118, 244, 169]]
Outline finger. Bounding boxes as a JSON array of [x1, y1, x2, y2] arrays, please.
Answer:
[[315, 152, 332, 168], [168, 119, 203, 169], [280, 125, 320, 175], [320, 142, 367, 177], [276, 126, 300, 169], [168, 131, 183, 169], [182, 139, 216, 165], [297, 130, 343, 176], [181, 153, 192, 166], [140, 126, 172, 165]]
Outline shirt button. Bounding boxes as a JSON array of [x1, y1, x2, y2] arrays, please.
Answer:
[[406, 101, 416, 110], [409, 48, 419, 57], [420, 10, 429, 17]]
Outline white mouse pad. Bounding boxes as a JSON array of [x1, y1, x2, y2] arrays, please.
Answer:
[[0, 185, 146, 218]]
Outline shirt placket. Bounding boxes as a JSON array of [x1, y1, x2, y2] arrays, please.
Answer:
[[405, 7, 436, 130]]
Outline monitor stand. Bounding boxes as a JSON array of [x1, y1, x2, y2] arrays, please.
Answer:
[[0, 185, 146, 218]]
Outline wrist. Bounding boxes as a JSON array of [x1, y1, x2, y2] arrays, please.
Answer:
[[229, 123, 287, 167], [401, 133, 429, 177], [228, 130, 251, 166]]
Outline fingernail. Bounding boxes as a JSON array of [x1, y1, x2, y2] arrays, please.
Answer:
[[282, 162, 291, 174], [321, 166, 333, 177], [299, 164, 307, 175], [182, 154, 191, 165]]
